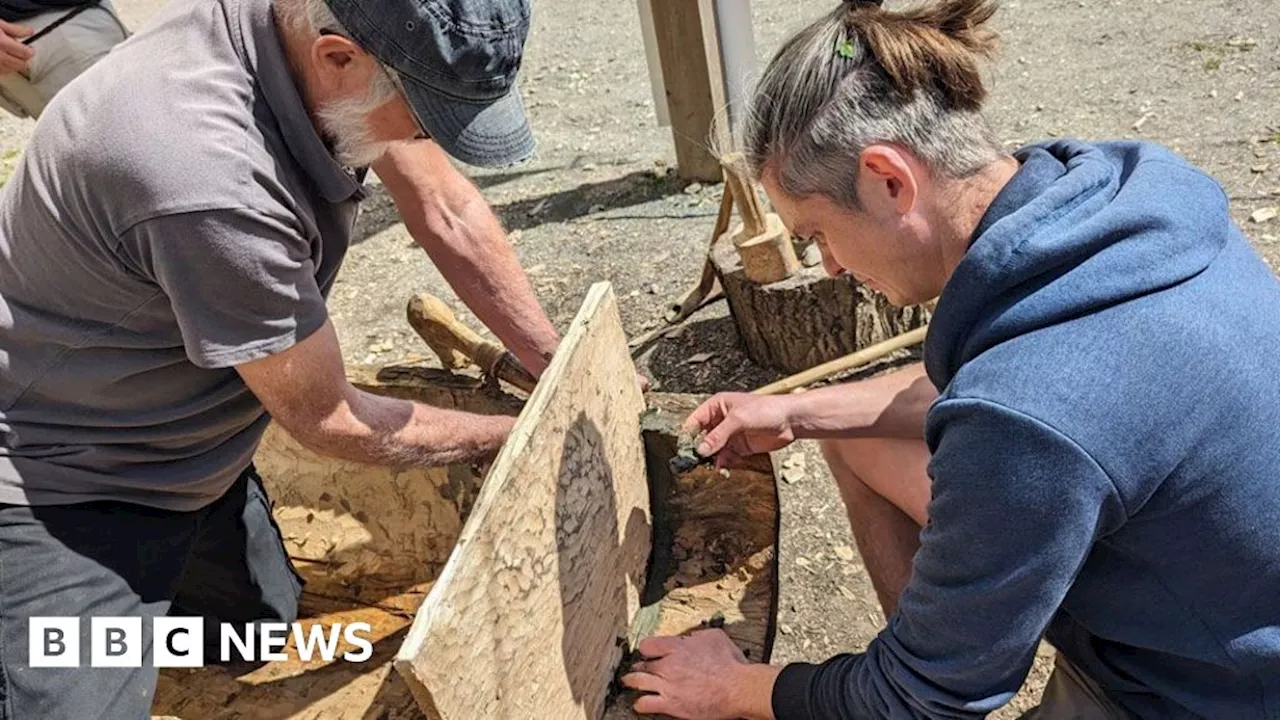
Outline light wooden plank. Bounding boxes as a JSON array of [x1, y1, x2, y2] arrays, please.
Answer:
[[650, 0, 729, 182], [395, 282, 651, 720]]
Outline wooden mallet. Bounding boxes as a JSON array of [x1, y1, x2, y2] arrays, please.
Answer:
[[406, 293, 539, 394], [721, 153, 800, 285]]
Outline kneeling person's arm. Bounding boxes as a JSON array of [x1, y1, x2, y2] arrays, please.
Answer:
[[236, 319, 513, 468]]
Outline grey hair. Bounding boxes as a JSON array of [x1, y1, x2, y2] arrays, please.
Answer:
[[273, 0, 399, 109], [743, 0, 1006, 210]]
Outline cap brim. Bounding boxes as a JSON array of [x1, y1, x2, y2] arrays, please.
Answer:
[[401, 78, 535, 168]]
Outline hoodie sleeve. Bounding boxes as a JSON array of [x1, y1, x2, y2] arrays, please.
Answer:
[[772, 398, 1127, 719]]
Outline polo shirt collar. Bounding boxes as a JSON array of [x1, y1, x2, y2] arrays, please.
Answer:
[[230, 0, 364, 204]]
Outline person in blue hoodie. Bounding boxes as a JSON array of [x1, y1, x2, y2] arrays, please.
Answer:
[[620, 1, 1280, 718]]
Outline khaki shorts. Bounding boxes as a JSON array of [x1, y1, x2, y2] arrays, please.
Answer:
[[1019, 652, 1133, 720], [0, 0, 128, 118]]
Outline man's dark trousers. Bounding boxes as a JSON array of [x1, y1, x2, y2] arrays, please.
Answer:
[[0, 466, 304, 719]]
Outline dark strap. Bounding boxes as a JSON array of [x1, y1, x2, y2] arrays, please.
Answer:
[[22, 0, 102, 46]]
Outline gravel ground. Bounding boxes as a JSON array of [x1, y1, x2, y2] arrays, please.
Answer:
[[3, 0, 1278, 716]]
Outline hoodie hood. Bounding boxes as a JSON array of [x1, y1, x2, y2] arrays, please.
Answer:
[[924, 139, 1231, 390]]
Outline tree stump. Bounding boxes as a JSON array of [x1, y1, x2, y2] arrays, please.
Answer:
[[711, 235, 931, 374]]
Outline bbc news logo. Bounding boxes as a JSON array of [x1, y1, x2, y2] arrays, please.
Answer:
[[29, 617, 374, 668]]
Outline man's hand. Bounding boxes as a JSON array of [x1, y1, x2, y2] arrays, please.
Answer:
[[622, 630, 780, 720], [0, 19, 34, 74], [682, 393, 802, 468]]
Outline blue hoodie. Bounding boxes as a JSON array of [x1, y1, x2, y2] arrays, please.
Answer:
[[772, 140, 1280, 719]]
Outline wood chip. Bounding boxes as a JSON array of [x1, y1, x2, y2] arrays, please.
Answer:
[[1251, 164, 1271, 174], [834, 546, 856, 562], [686, 352, 715, 364], [1250, 207, 1279, 224]]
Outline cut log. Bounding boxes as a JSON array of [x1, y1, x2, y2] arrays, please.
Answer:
[[152, 365, 522, 720], [711, 234, 931, 374], [395, 282, 651, 720]]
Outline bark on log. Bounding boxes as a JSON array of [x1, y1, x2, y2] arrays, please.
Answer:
[[711, 234, 931, 374]]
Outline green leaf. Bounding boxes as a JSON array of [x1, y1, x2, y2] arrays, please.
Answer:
[[836, 39, 856, 59]]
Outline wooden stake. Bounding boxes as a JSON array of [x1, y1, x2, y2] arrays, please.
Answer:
[[650, 0, 728, 182], [752, 326, 929, 396]]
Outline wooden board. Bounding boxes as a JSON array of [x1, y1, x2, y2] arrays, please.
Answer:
[[650, 0, 729, 182], [395, 283, 651, 720]]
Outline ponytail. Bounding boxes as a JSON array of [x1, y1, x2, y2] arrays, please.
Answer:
[[842, 0, 1000, 110], [741, 0, 1006, 208]]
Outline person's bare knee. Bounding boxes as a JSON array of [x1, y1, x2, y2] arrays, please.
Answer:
[[819, 436, 932, 527]]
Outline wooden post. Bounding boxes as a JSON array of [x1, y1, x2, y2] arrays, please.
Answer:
[[649, 0, 729, 182]]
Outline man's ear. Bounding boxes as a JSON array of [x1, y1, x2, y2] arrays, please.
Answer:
[[309, 33, 369, 95], [856, 145, 918, 217]]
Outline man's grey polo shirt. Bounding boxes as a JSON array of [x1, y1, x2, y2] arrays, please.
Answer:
[[0, 0, 366, 510]]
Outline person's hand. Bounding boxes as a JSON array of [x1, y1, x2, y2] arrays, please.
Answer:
[[622, 630, 778, 720], [0, 19, 35, 74], [681, 392, 800, 468]]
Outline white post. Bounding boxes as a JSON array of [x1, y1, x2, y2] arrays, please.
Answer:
[[713, 0, 757, 132], [636, 0, 671, 127]]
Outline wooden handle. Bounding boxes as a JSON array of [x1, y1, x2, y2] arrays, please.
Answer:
[[406, 294, 539, 393], [407, 294, 491, 370], [721, 153, 766, 238], [752, 325, 929, 396]]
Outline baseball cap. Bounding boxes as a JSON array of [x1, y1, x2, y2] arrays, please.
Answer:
[[322, 0, 536, 167]]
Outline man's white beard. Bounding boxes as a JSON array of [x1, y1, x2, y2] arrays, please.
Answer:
[[316, 94, 392, 168]]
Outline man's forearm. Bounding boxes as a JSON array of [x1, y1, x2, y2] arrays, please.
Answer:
[[789, 362, 936, 441], [375, 141, 561, 376], [303, 389, 515, 468]]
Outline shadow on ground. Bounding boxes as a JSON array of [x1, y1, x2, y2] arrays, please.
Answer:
[[351, 170, 690, 244]]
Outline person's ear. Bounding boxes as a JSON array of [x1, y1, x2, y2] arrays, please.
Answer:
[[309, 33, 372, 96], [856, 145, 918, 217]]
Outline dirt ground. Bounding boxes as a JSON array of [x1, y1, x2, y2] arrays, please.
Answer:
[[3, 0, 1278, 717]]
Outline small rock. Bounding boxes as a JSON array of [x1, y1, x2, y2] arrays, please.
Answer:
[[779, 624, 793, 636], [582, 164, 597, 172], [1251, 207, 1279, 224], [684, 182, 703, 195], [834, 546, 856, 562], [781, 467, 804, 484], [1034, 103, 1044, 112], [589, 204, 605, 214], [801, 243, 823, 268], [686, 352, 715, 364], [1251, 164, 1271, 174], [648, 284, 661, 294]]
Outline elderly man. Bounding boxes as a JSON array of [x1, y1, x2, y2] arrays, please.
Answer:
[[0, 0, 560, 714]]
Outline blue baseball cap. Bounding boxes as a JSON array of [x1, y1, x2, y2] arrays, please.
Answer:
[[322, 0, 536, 167]]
